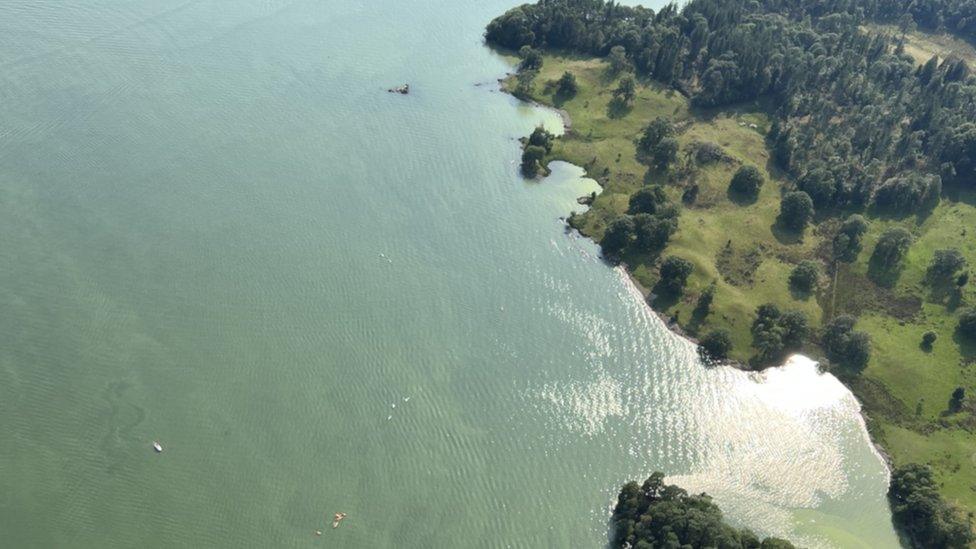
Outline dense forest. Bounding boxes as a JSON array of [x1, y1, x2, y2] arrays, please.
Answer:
[[766, 0, 976, 41], [487, 0, 975, 214], [611, 472, 795, 548]]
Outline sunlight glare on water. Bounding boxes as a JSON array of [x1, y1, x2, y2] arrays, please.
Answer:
[[0, 1, 898, 547]]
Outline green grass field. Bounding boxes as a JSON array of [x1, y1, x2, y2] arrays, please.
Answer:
[[505, 53, 976, 515], [863, 24, 976, 66]]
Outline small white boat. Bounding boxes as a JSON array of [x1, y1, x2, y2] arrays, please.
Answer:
[[152, 441, 163, 453]]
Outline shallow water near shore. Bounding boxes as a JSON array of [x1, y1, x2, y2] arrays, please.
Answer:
[[0, 1, 900, 547]]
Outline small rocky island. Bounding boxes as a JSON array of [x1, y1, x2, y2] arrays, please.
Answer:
[[388, 84, 409, 94]]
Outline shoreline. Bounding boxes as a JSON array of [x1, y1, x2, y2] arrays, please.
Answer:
[[612, 255, 896, 475], [578, 160, 898, 474], [498, 74, 573, 133], [485, 8, 976, 537], [507, 74, 898, 478], [611, 189, 897, 474]]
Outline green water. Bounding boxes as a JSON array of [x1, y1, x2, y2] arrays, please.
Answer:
[[0, 1, 900, 547]]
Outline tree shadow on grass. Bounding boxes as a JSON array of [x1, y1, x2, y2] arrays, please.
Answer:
[[867, 255, 904, 288], [727, 187, 759, 206], [941, 400, 961, 417], [642, 166, 672, 186], [953, 328, 976, 361], [600, 67, 624, 85], [943, 181, 976, 209], [551, 89, 576, 108], [867, 199, 939, 226], [788, 284, 813, 301], [649, 282, 682, 311], [607, 97, 633, 119], [770, 218, 804, 245], [685, 301, 711, 336], [763, 154, 794, 185], [926, 283, 965, 312]]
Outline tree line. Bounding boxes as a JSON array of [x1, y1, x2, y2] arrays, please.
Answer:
[[764, 0, 976, 45], [496, 0, 976, 370], [611, 472, 796, 548], [487, 0, 975, 217]]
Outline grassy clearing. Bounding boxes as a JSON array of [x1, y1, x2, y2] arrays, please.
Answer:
[[863, 24, 976, 65], [844, 194, 976, 511], [506, 53, 976, 512], [507, 55, 823, 361]]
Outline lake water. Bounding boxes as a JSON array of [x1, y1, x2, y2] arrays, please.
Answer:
[[0, 1, 900, 547]]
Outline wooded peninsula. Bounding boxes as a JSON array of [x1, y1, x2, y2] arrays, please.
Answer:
[[612, 472, 796, 548], [487, 0, 976, 545]]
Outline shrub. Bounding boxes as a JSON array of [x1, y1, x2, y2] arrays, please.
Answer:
[[799, 168, 836, 208], [527, 125, 554, 152], [832, 214, 869, 262], [840, 214, 869, 237], [638, 118, 674, 160], [513, 70, 536, 99], [844, 332, 872, 371], [926, 249, 966, 285], [613, 76, 636, 104], [518, 45, 543, 72], [871, 227, 913, 269], [779, 191, 814, 232], [921, 331, 937, 349], [822, 315, 871, 372], [695, 283, 716, 316], [628, 186, 666, 215], [607, 45, 629, 74], [700, 329, 733, 359], [889, 464, 974, 548], [652, 137, 678, 170], [556, 71, 578, 96], [520, 145, 547, 177], [750, 305, 808, 363], [692, 141, 731, 164], [600, 216, 634, 257], [632, 214, 673, 251], [654, 203, 680, 222], [637, 116, 678, 170], [729, 165, 763, 197], [873, 173, 941, 213], [658, 256, 693, 294], [778, 310, 809, 348], [789, 260, 819, 293]]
